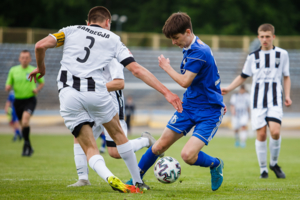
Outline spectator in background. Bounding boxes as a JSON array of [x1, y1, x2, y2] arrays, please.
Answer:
[[4, 90, 22, 141], [230, 85, 250, 148], [5, 50, 45, 156], [125, 96, 135, 134]]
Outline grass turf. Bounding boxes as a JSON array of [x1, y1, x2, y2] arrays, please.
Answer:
[[0, 134, 300, 199]]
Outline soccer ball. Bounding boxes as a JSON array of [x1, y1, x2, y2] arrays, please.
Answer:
[[154, 156, 181, 184]]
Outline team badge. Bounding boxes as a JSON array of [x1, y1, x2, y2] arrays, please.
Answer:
[[170, 115, 178, 124], [26, 73, 30, 81], [264, 70, 271, 75], [275, 58, 280, 65]]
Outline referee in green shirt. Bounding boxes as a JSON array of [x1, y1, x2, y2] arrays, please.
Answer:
[[5, 50, 45, 156]]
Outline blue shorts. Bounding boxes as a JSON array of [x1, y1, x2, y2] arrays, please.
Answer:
[[166, 104, 224, 145]]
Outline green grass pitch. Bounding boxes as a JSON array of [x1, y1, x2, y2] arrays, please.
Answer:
[[0, 134, 300, 199]]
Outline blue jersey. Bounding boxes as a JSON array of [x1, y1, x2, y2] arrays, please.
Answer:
[[181, 36, 224, 107]]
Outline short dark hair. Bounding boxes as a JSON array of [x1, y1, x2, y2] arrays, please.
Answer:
[[162, 12, 193, 38], [20, 50, 31, 56], [88, 6, 111, 24], [258, 23, 275, 35]]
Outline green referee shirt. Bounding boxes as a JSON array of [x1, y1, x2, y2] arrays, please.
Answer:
[[5, 65, 45, 99]]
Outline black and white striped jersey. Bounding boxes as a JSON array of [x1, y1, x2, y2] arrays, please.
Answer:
[[50, 24, 134, 92], [102, 59, 125, 120], [230, 92, 250, 117], [241, 46, 290, 109]]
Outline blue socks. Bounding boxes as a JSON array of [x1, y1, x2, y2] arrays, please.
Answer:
[[193, 151, 220, 168], [100, 134, 106, 148], [138, 146, 159, 179], [15, 129, 21, 137]]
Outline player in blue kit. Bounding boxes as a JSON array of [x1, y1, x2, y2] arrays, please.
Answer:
[[127, 12, 226, 191], [4, 91, 22, 141]]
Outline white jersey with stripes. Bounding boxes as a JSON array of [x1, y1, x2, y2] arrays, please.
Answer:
[[230, 92, 250, 117], [241, 46, 290, 109], [49, 24, 133, 92], [102, 59, 126, 120]]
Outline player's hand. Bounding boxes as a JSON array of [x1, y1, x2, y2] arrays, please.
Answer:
[[223, 105, 227, 115], [158, 54, 171, 71], [28, 68, 45, 83], [221, 88, 229, 95], [33, 89, 39, 94], [165, 92, 183, 113], [285, 97, 292, 107]]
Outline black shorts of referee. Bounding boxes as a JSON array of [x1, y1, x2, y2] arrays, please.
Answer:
[[13, 96, 37, 121]]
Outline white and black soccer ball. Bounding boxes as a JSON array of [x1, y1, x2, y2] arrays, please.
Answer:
[[154, 156, 181, 184]]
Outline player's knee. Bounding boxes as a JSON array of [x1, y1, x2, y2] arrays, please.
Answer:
[[270, 130, 280, 139], [152, 143, 168, 155], [22, 121, 29, 127], [257, 132, 267, 141], [181, 151, 195, 165]]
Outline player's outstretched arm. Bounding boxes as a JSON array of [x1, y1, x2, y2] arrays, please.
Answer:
[[158, 55, 196, 88], [29, 36, 57, 83], [221, 75, 246, 95], [126, 62, 183, 113], [283, 76, 292, 107]]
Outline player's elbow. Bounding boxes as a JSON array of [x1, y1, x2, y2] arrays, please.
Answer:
[[181, 80, 191, 88], [35, 41, 46, 51], [119, 81, 125, 90], [130, 64, 143, 78]]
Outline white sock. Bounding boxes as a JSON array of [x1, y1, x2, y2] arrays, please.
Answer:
[[269, 136, 281, 167], [255, 139, 268, 174], [89, 155, 114, 183], [130, 137, 149, 152], [117, 141, 142, 185], [240, 130, 247, 144], [74, 144, 88, 180]]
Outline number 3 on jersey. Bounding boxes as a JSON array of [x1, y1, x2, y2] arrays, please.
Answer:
[[77, 36, 95, 63]]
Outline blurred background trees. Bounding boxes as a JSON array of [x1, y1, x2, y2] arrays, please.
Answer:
[[0, 0, 299, 35]]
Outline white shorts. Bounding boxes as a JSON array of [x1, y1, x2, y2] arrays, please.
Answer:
[[104, 120, 128, 142], [93, 120, 127, 146], [92, 125, 104, 141], [59, 87, 117, 136], [231, 114, 249, 130], [251, 107, 283, 130]]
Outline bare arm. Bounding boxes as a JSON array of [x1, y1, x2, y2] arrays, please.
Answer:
[[126, 62, 183, 112], [283, 76, 292, 107], [230, 105, 235, 116], [4, 101, 11, 113], [33, 83, 45, 94], [106, 79, 124, 92], [158, 55, 197, 88], [221, 75, 247, 95], [29, 35, 57, 83], [5, 85, 11, 92]]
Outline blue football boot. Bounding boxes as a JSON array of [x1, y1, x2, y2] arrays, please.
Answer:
[[210, 158, 224, 191], [126, 178, 133, 185]]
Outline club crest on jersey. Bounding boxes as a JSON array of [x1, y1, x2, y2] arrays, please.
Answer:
[[275, 58, 280, 65], [26, 73, 30, 81], [170, 115, 178, 124], [255, 59, 260, 63], [264, 70, 271, 75]]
